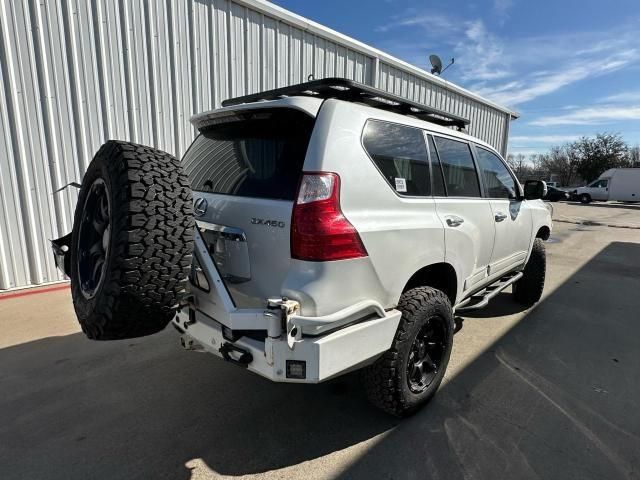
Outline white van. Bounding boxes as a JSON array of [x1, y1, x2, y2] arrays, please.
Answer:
[[575, 168, 640, 203]]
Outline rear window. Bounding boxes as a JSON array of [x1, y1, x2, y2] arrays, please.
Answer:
[[182, 109, 315, 200], [432, 136, 481, 197]]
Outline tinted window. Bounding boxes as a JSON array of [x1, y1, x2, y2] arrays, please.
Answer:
[[362, 120, 430, 196], [181, 109, 314, 200], [475, 147, 517, 199], [427, 135, 447, 196], [433, 137, 481, 197]]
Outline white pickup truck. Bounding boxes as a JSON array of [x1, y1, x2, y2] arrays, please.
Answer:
[[51, 78, 552, 416]]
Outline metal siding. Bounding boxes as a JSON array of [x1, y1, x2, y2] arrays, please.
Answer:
[[0, 0, 512, 290], [262, 15, 276, 90], [376, 62, 511, 152], [324, 39, 336, 78]]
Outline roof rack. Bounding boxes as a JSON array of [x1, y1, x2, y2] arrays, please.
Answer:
[[221, 77, 470, 129]]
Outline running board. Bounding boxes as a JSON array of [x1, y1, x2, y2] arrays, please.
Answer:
[[455, 272, 524, 312]]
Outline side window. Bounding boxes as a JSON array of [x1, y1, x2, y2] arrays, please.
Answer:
[[475, 147, 517, 199], [427, 135, 447, 196], [591, 179, 607, 188], [432, 136, 481, 197], [362, 120, 430, 196]]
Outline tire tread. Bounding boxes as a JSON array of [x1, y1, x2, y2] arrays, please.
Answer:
[[362, 287, 453, 417], [513, 238, 546, 306], [71, 141, 194, 340]]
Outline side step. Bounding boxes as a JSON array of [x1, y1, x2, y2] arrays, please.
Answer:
[[455, 271, 524, 312]]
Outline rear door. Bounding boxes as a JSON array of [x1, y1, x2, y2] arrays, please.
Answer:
[[181, 108, 315, 308], [473, 145, 532, 276], [428, 134, 496, 294]]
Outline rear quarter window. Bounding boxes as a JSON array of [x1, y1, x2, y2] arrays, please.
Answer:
[[362, 120, 431, 196], [181, 109, 315, 201]]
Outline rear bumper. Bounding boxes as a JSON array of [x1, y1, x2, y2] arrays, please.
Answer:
[[182, 229, 402, 382], [174, 305, 401, 383]]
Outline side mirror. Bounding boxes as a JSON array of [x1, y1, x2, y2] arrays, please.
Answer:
[[524, 180, 547, 200]]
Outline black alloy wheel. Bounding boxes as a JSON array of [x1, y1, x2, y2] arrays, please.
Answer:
[[406, 316, 447, 393], [77, 178, 110, 299]]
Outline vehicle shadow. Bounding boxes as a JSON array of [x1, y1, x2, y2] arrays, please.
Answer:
[[1, 243, 639, 479], [0, 327, 397, 479], [339, 241, 640, 479]]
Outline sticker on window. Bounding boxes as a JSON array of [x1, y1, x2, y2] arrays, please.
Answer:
[[395, 178, 407, 193]]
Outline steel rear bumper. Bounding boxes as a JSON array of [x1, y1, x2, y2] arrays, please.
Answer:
[[184, 229, 403, 382], [173, 306, 401, 383]]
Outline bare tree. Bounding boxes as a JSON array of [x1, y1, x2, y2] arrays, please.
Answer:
[[537, 145, 579, 186], [506, 153, 527, 178], [630, 145, 640, 167]]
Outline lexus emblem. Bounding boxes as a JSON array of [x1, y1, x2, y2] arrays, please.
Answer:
[[194, 197, 208, 217]]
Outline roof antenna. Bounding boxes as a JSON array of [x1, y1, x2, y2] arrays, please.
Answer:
[[429, 55, 454, 76]]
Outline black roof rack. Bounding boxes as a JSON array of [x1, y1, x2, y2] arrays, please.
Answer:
[[221, 77, 470, 129]]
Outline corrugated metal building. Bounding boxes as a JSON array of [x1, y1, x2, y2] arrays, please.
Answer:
[[0, 0, 517, 291]]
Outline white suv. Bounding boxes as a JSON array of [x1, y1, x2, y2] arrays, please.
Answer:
[[52, 78, 551, 416]]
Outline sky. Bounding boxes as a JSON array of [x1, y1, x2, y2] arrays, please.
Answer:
[[271, 0, 640, 156]]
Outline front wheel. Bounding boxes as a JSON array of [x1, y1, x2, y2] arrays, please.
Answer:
[[513, 238, 546, 306], [362, 287, 454, 417], [580, 193, 591, 204]]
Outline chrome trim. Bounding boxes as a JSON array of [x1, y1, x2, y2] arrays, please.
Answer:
[[445, 215, 465, 227], [196, 220, 247, 242], [194, 197, 208, 217]]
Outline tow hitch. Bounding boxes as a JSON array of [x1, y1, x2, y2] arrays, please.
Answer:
[[267, 297, 300, 348]]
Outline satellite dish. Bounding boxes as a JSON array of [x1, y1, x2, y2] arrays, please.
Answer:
[[429, 55, 455, 76], [429, 55, 443, 75]]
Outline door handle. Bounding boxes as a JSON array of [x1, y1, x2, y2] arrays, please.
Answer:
[[494, 212, 508, 222], [445, 215, 464, 227]]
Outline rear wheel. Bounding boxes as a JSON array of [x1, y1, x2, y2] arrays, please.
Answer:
[[513, 238, 546, 306], [362, 287, 454, 417], [70, 141, 194, 340]]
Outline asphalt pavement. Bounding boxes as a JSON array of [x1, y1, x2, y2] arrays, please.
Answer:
[[1, 202, 638, 480]]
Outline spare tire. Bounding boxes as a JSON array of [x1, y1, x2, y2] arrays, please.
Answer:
[[70, 141, 194, 340]]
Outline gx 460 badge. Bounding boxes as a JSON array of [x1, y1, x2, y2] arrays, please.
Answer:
[[251, 218, 285, 228]]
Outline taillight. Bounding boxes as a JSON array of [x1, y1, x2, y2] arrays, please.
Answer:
[[291, 173, 368, 261]]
